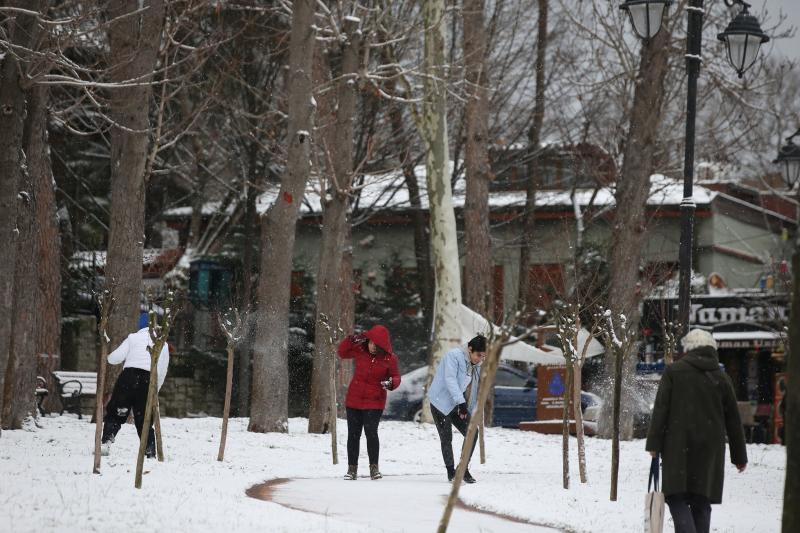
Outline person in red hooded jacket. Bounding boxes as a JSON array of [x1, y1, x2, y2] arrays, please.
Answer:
[[338, 324, 401, 480]]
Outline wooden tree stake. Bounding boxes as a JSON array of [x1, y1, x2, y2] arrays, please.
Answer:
[[218, 308, 245, 462], [134, 292, 175, 488], [438, 329, 513, 533], [92, 289, 113, 474]]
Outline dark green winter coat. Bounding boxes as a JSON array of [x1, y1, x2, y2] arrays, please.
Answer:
[[645, 346, 747, 503]]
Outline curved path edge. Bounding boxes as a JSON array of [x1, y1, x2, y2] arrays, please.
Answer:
[[246, 478, 568, 533]]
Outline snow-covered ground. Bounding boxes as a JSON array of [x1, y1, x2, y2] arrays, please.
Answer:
[[0, 415, 784, 532]]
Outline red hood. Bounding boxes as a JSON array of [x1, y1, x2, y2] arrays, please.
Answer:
[[365, 325, 393, 355]]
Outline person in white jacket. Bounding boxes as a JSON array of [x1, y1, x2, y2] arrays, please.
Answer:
[[101, 326, 169, 457]]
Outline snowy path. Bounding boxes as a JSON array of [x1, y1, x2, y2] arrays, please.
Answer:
[[0, 416, 785, 532], [250, 476, 561, 532]]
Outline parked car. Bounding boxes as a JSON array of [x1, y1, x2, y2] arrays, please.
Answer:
[[385, 363, 602, 428]]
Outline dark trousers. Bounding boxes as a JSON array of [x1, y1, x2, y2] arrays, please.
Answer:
[[431, 404, 477, 469], [346, 407, 382, 465], [101, 367, 155, 450], [666, 493, 712, 533]]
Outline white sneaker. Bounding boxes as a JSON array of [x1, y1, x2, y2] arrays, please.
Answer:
[[100, 443, 110, 456]]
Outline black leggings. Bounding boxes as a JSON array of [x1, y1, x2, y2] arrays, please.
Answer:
[[666, 493, 711, 533], [431, 404, 478, 469], [346, 407, 382, 465], [101, 367, 155, 450]]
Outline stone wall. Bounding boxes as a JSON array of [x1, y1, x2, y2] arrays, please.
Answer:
[[159, 367, 225, 418], [61, 314, 97, 372]]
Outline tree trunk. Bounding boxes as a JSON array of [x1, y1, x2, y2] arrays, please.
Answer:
[[30, 83, 61, 415], [601, 26, 671, 441], [517, 0, 548, 316], [462, 0, 492, 318], [388, 103, 433, 330], [1, 79, 44, 429], [93, 293, 113, 474], [783, 218, 800, 533], [0, 0, 41, 435], [573, 361, 587, 483], [336, 241, 355, 419], [249, 0, 315, 433], [610, 341, 623, 501], [134, 336, 168, 489], [104, 0, 165, 391], [309, 21, 361, 434], [218, 343, 235, 461], [236, 140, 263, 417], [420, 0, 462, 423]]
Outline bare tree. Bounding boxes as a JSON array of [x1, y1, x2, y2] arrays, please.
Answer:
[[601, 310, 635, 501], [249, 0, 316, 434], [103, 0, 166, 388], [2, 85, 42, 430], [308, 13, 362, 434], [518, 0, 549, 315], [419, 0, 463, 423], [462, 0, 493, 318], [0, 0, 45, 435], [32, 80, 61, 415]]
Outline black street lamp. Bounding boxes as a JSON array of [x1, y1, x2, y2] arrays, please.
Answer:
[[619, 0, 673, 40], [775, 129, 800, 190], [621, 0, 769, 338], [777, 128, 800, 533], [717, 2, 770, 78]]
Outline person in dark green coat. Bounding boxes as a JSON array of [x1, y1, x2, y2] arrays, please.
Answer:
[[645, 329, 748, 533]]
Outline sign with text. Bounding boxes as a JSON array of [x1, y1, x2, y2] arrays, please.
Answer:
[[643, 293, 789, 329]]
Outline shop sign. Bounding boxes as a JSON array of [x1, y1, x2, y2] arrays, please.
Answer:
[[688, 303, 788, 325], [643, 294, 790, 330]]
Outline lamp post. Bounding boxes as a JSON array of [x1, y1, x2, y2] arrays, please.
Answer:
[[775, 128, 800, 532], [620, 0, 769, 337], [775, 129, 800, 190]]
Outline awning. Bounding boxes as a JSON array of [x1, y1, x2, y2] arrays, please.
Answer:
[[712, 330, 782, 349], [457, 304, 604, 365]]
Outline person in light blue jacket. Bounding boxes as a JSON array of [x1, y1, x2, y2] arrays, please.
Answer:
[[427, 334, 486, 483]]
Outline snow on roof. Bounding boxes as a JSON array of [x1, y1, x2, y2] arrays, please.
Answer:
[[248, 168, 717, 217], [71, 249, 172, 270], [162, 167, 717, 219]]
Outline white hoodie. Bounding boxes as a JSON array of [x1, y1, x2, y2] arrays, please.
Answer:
[[107, 327, 170, 390]]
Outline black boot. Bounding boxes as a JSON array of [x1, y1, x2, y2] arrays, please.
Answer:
[[463, 469, 476, 484], [446, 466, 455, 482], [370, 464, 383, 480], [344, 465, 357, 480]]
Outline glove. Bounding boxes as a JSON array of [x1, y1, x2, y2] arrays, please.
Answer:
[[350, 333, 367, 344], [457, 403, 468, 419], [380, 377, 392, 390]]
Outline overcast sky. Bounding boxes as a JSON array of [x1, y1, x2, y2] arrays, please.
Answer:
[[759, 0, 799, 60]]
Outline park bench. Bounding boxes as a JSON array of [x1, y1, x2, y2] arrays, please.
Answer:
[[35, 376, 49, 416], [52, 371, 97, 419]]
